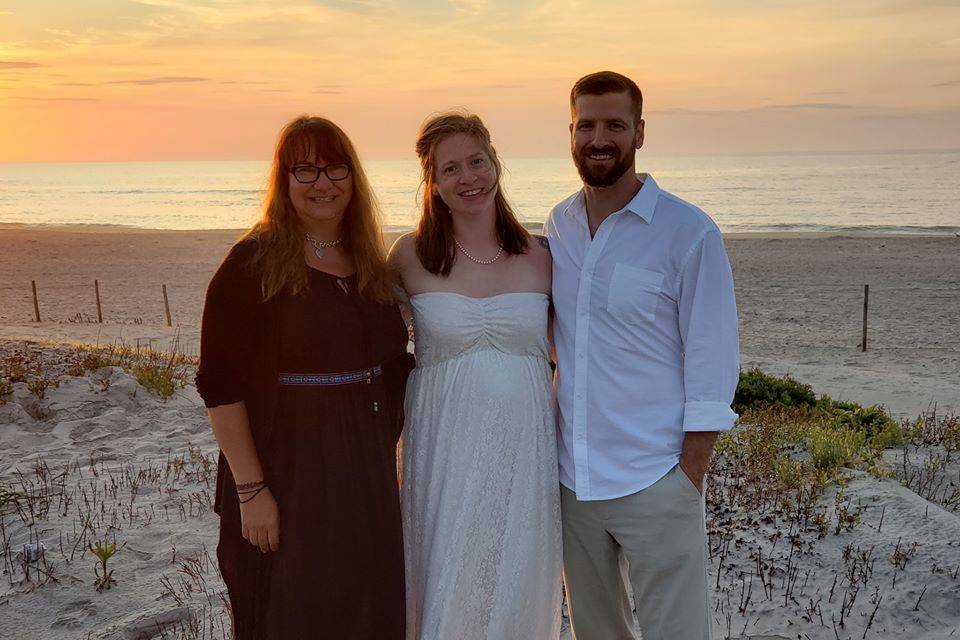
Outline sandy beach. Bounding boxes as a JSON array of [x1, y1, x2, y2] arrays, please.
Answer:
[[1, 225, 959, 639], [1, 225, 957, 417]]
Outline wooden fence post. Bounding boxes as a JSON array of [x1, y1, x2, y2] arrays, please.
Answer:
[[31, 280, 41, 323], [162, 284, 172, 327], [861, 284, 869, 352], [95, 280, 103, 323]]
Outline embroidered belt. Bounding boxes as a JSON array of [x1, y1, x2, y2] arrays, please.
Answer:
[[278, 365, 382, 386]]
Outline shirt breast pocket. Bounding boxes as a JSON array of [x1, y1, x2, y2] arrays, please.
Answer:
[[605, 263, 665, 324]]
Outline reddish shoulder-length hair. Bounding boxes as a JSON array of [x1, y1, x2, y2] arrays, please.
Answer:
[[242, 115, 395, 303], [414, 112, 529, 277]]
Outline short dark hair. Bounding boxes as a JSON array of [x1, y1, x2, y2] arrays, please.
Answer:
[[570, 71, 643, 124]]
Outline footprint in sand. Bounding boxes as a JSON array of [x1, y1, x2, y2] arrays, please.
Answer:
[[120, 606, 194, 639], [53, 599, 96, 629]]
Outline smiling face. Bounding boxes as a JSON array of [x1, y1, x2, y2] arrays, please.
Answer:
[[571, 91, 644, 188], [431, 132, 498, 217], [287, 153, 353, 228]]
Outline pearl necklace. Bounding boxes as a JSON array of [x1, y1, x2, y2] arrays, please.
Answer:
[[306, 233, 342, 259], [454, 237, 503, 265]]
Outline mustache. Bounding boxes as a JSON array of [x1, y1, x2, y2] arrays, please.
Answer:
[[581, 145, 621, 155]]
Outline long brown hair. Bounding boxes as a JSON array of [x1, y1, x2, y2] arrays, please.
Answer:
[[414, 112, 529, 276], [242, 115, 395, 302]]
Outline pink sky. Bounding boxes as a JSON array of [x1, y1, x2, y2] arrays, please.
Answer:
[[2, 0, 959, 162]]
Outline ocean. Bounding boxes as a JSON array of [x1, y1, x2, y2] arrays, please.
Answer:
[[1, 151, 958, 234]]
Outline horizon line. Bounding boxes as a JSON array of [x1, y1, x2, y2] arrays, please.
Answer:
[[2, 147, 959, 166]]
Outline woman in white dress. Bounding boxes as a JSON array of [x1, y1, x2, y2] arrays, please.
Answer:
[[389, 112, 562, 639]]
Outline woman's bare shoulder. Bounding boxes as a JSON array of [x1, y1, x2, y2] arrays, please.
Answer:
[[387, 231, 417, 267], [526, 234, 552, 266]]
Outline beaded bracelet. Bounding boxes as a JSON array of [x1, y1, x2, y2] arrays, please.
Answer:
[[237, 487, 265, 496], [236, 479, 265, 492], [239, 485, 267, 504]]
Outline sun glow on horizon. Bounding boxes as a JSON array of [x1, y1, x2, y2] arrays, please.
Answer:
[[1, 0, 959, 162]]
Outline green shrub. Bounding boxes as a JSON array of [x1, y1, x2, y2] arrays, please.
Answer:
[[90, 538, 118, 591], [832, 403, 896, 437], [0, 487, 22, 510], [27, 376, 58, 400], [67, 351, 115, 377], [0, 378, 11, 404], [734, 368, 818, 413], [868, 419, 903, 450], [807, 426, 866, 471], [817, 397, 900, 449], [774, 454, 804, 491], [133, 364, 178, 398], [1, 352, 31, 383], [736, 371, 901, 451]]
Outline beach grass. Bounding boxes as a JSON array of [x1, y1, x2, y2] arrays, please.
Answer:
[[2, 342, 959, 638]]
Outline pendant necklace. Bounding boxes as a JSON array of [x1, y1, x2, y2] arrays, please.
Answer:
[[306, 233, 342, 259]]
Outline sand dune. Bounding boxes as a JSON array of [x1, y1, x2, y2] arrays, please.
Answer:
[[2, 341, 959, 638], [1, 226, 959, 638]]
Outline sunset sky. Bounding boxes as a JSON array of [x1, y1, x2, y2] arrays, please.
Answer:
[[1, 0, 959, 162]]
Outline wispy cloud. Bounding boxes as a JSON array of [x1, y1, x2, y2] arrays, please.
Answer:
[[107, 76, 208, 85], [3, 0, 959, 160], [648, 107, 725, 116], [450, 0, 489, 14], [0, 61, 42, 69], [761, 103, 857, 110], [858, 107, 960, 120], [15, 96, 99, 102], [650, 104, 860, 116], [309, 0, 397, 14]]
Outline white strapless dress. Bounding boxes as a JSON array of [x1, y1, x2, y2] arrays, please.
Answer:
[[402, 292, 562, 640]]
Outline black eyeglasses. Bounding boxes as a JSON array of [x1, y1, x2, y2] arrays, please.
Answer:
[[290, 162, 351, 184]]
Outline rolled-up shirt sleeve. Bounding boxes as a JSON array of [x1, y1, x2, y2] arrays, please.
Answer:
[[677, 229, 740, 431], [195, 243, 260, 408]]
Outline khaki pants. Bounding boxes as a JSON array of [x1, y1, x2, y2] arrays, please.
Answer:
[[560, 465, 711, 640]]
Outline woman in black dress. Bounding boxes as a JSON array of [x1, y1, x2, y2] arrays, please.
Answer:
[[196, 116, 413, 639]]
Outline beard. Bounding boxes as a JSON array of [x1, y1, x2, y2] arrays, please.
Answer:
[[572, 144, 635, 188]]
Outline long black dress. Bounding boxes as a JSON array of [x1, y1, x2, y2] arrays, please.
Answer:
[[196, 239, 413, 639]]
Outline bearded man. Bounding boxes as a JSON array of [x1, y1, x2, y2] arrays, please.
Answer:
[[543, 70, 740, 640]]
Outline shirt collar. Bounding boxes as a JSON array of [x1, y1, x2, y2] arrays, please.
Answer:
[[564, 173, 659, 224]]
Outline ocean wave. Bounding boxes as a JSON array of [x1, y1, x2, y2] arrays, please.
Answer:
[[4, 221, 955, 235], [720, 223, 960, 234], [82, 188, 263, 196]]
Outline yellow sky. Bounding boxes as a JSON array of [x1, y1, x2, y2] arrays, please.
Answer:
[[1, 0, 959, 162]]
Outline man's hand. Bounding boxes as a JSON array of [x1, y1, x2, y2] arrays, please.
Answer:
[[679, 431, 719, 495]]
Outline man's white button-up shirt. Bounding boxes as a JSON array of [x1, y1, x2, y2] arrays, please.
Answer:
[[545, 174, 740, 501]]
